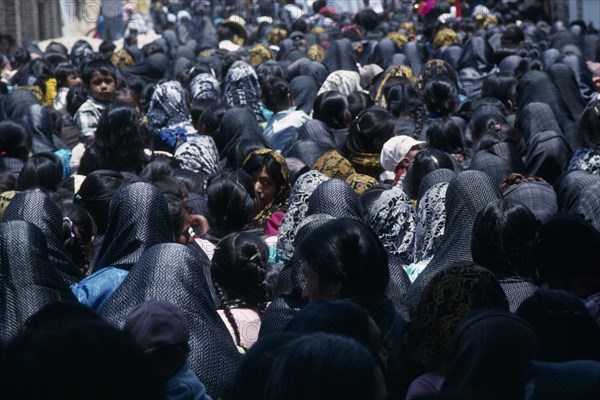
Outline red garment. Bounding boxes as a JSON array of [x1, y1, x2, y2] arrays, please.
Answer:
[[265, 211, 285, 237]]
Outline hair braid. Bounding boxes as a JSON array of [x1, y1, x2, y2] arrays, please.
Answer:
[[214, 281, 244, 349]]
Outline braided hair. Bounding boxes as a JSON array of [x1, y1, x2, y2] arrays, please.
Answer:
[[211, 232, 269, 349], [61, 204, 96, 275]]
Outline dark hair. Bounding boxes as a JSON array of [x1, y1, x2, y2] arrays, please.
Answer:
[[62, 204, 97, 275], [81, 59, 117, 85], [425, 117, 466, 155], [226, 140, 266, 169], [346, 108, 396, 154], [200, 103, 228, 137], [0, 119, 32, 160], [481, 73, 518, 111], [150, 175, 191, 242], [472, 199, 538, 279], [317, 91, 350, 130], [347, 91, 375, 120], [54, 62, 79, 88], [385, 81, 423, 119], [424, 77, 457, 116], [206, 169, 257, 235], [16, 152, 63, 191], [469, 111, 508, 151], [74, 169, 128, 234], [84, 103, 147, 173], [242, 150, 286, 194], [298, 218, 389, 298], [501, 25, 525, 46], [172, 169, 207, 195], [191, 98, 218, 127], [0, 173, 16, 192], [256, 60, 284, 80], [355, 8, 379, 31], [138, 156, 179, 182], [211, 232, 269, 348], [477, 123, 526, 154], [264, 333, 381, 400], [261, 75, 291, 112], [403, 148, 455, 199], [113, 87, 142, 111], [66, 84, 88, 117], [577, 100, 600, 149]]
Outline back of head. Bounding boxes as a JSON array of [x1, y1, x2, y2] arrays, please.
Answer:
[[481, 72, 517, 111], [261, 75, 292, 112], [317, 91, 350, 130], [347, 91, 375, 120], [425, 117, 465, 155], [471, 199, 538, 279], [384, 81, 422, 118], [264, 333, 382, 400], [424, 77, 457, 116], [403, 148, 455, 200], [206, 169, 257, 235], [516, 289, 600, 362], [298, 218, 389, 298], [16, 152, 62, 192], [66, 84, 87, 117], [346, 108, 396, 154], [0, 119, 32, 160], [211, 231, 268, 303]]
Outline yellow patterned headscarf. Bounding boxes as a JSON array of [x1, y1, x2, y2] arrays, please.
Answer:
[[311, 26, 325, 35], [312, 150, 356, 180], [387, 32, 408, 49], [248, 44, 273, 68], [345, 173, 378, 195], [307, 44, 325, 62], [267, 28, 288, 46], [111, 49, 135, 69], [0, 191, 16, 219], [400, 22, 416, 35], [243, 148, 290, 227], [374, 65, 415, 106], [433, 28, 458, 50]]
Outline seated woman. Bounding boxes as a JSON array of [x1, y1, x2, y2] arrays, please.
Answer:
[[242, 149, 290, 236], [297, 218, 408, 397], [211, 232, 270, 350]]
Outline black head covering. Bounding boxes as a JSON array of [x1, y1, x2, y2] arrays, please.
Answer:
[[407, 171, 501, 313], [528, 360, 600, 400], [369, 38, 397, 70], [503, 181, 557, 224], [576, 181, 600, 231], [515, 101, 562, 145], [386, 256, 412, 322], [439, 45, 463, 71], [469, 150, 515, 187], [516, 289, 600, 363], [2, 189, 83, 285], [301, 61, 329, 88], [551, 30, 582, 53], [560, 54, 597, 102], [0, 221, 76, 340], [525, 130, 571, 185], [216, 107, 266, 160], [417, 168, 457, 202], [283, 139, 329, 168], [516, 71, 577, 148], [547, 63, 587, 123], [541, 48, 561, 70], [306, 179, 364, 220], [498, 55, 525, 74], [297, 119, 337, 150], [95, 183, 174, 271], [98, 243, 241, 400], [322, 39, 358, 73], [123, 53, 170, 82], [401, 41, 426, 76], [3, 89, 38, 118], [289, 75, 317, 114], [235, 332, 302, 400], [555, 170, 600, 214], [442, 310, 537, 400], [458, 36, 494, 73], [19, 104, 65, 153]]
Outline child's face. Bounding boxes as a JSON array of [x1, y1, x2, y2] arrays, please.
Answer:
[[66, 73, 82, 88], [86, 71, 116, 102]]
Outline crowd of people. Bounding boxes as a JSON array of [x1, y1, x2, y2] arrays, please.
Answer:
[[1, 0, 600, 399]]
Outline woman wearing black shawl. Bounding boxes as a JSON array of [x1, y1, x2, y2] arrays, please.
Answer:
[[2, 189, 83, 285], [456, 35, 495, 98], [0, 221, 76, 340], [94, 183, 174, 271], [19, 104, 66, 153], [98, 243, 242, 400], [406, 171, 501, 314], [215, 107, 266, 164], [547, 62, 587, 123], [517, 70, 578, 149], [289, 75, 318, 115], [515, 102, 572, 185], [3, 89, 38, 119], [322, 39, 359, 73]]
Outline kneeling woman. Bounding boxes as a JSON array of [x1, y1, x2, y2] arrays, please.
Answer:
[[242, 148, 290, 236]]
